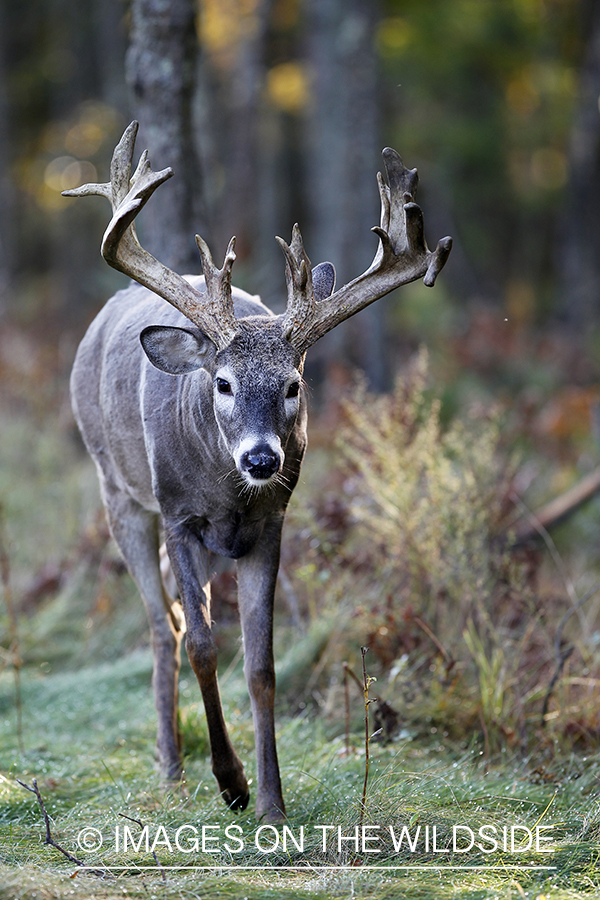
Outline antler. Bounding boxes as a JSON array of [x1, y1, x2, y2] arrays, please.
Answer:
[[275, 223, 314, 336], [278, 149, 452, 352], [63, 121, 238, 351]]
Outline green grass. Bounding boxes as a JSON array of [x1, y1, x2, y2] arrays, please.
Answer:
[[2, 649, 600, 900]]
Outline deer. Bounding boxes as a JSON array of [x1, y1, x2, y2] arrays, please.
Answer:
[[64, 121, 451, 822]]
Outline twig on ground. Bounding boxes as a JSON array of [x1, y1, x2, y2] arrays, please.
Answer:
[[359, 647, 379, 829], [119, 813, 167, 882], [16, 777, 109, 877]]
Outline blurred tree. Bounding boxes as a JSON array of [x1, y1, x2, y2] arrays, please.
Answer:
[[378, 0, 580, 325], [3, 0, 599, 382], [1, 0, 128, 329], [559, 0, 600, 329], [195, 0, 272, 284], [0, 0, 13, 311], [126, 0, 203, 272], [304, 0, 384, 389]]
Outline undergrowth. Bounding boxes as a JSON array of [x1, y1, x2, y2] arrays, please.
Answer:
[[284, 351, 600, 756]]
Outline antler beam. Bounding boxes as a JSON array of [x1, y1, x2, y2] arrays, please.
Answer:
[[278, 149, 452, 352], [63, 121, 238, 351]]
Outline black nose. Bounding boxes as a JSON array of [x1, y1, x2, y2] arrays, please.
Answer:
[[240, 444, 280, 480]]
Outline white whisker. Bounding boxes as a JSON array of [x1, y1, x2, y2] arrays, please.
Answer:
[[217, 465, 238, 485]]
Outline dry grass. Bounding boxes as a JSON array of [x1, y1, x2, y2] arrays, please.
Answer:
[[281, 351, 600, 759]]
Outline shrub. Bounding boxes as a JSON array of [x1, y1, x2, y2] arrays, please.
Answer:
[[288, 351, 545, 749]]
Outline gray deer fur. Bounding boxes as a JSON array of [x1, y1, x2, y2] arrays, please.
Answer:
[[67, 122, 451, 822]]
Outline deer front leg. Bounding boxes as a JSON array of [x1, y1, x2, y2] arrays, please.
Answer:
[[236, 516, 286, 822], [164, 519, 249, 811]]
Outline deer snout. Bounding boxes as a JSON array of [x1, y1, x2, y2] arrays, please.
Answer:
[[234, 436, 283, 485], [240, 443, 281, 481]]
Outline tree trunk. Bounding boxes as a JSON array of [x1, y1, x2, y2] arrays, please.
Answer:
[[194, 0, 272, 280], [126, 0, 203, 273], [0, 0, 12, 312], [304, 0, 384, 389], [559, 0, 600, 328], [91, 0, 128, 111]]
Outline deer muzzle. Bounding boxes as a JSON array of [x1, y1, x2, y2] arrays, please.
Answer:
[[235, 438, 283, 485]]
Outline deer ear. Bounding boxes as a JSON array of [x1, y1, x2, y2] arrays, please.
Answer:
[[140, 325, 216, 375], [312, 262, 335, 301]]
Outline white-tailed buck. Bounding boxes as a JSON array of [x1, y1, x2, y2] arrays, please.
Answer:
[[66, 122, 451, 821]]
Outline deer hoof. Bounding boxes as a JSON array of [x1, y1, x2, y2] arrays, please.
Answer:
[[222, 787, 250, 811], [255, 798, 286, 823], [157, 749, 184, 786]]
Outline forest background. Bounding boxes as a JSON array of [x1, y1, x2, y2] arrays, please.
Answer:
[[5, 0, 600, 384], [4, 1, 600, 898]]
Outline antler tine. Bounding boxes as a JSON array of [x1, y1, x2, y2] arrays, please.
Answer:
[[195, 235, 238, 346], [63, 121, 238, 352], [276, 224, 315, 345], [280, 149, 452, 353], [63, 122, 172, 249]]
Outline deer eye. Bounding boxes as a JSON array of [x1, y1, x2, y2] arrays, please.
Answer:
[[216, 378, 232, 394], [286, 382, 300, 399]]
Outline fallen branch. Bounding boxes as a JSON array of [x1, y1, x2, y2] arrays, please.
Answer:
[[17, 778, 82, 866], [509, 467, 600, 544]]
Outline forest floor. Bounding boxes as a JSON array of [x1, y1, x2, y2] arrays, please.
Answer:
[[2, 643, 600, 900], [4, 319, 600, 899]]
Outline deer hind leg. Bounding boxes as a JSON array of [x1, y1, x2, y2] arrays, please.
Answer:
[[102, 485, 184, 782], [164, 519, 249, 811]]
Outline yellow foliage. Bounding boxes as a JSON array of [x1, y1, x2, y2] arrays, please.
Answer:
[[376, 17, 413, 56], [199, 0, 262, 67], [266, 62, 309, 113]]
